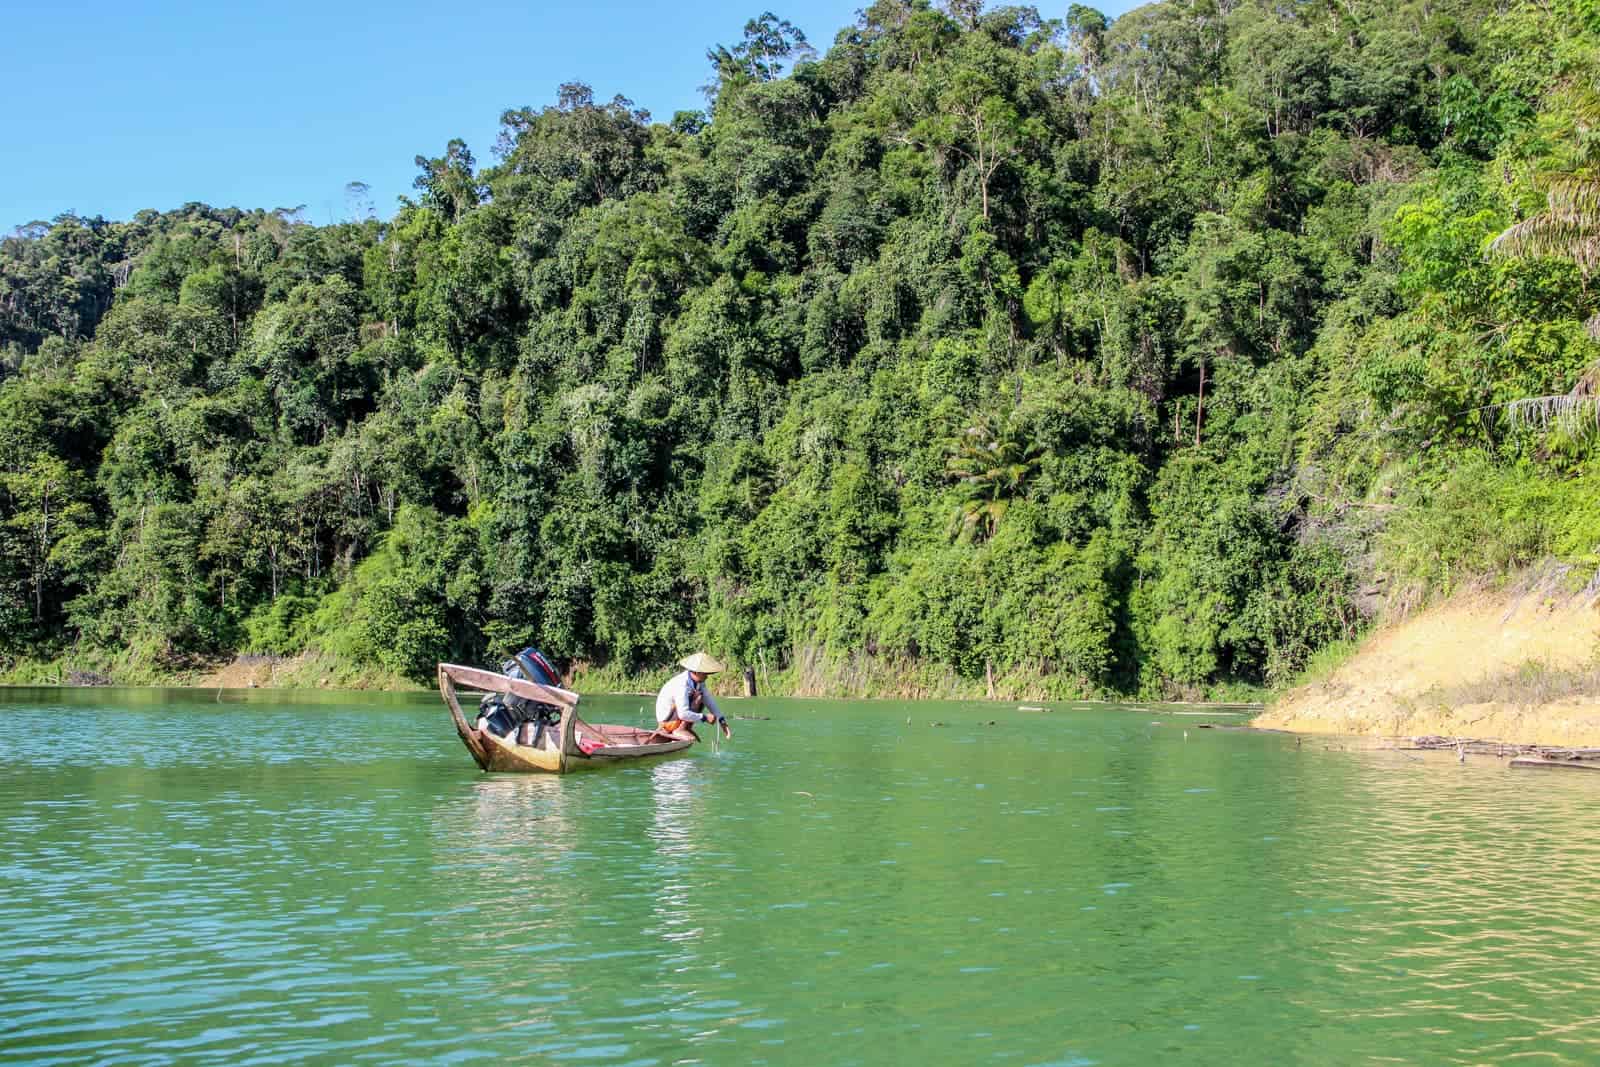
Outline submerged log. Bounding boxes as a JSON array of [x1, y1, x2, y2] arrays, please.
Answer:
[[1509, 756, 1600, 771], [1391, 736, 1600, 761]]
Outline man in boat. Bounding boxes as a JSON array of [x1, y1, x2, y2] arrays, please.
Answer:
[[653, 652, 733, 741]]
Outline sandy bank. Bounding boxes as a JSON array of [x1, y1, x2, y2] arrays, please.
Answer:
[[1256, 586, 1600, 747], [191, 652, 415, 691]]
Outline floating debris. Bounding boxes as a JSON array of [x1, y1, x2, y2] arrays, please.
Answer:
[[1391, 736, 1600, 763], [1510, 756, 1600, 772]]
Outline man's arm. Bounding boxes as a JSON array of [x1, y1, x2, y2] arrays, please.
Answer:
[[700, 687, 723, 722]]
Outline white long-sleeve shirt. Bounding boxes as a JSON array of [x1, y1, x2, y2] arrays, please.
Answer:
[[654, 670, 722, 725]]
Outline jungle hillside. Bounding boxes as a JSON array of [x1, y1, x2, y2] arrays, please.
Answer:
[[3, 0, 1599, 698]]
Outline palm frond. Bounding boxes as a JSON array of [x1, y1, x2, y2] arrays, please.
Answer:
[[1491, 170, 1600, 276], [1544, 175, 1600, 218], [1566, 85, 1600, 133], [1491, 214, 1600, 274], [1504, 393, 1600, 436], [944, 408, 1044, 543]]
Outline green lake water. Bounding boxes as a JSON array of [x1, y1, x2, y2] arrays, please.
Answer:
[[2, 687, 1597, 1065]]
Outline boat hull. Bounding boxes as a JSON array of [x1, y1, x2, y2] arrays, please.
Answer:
[[438, 663, 695, 773]]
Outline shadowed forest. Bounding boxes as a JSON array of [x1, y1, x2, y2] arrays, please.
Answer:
[[2, 0, 1598, 697]]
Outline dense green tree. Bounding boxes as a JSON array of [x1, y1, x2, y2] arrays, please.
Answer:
[[1, 0, 1597, 696]]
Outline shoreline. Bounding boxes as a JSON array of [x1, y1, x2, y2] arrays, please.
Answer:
[[1254, 584, 1600, 750], [0, 672, 1263, 710], [3, 648, 1265, 705], [14, 666, 1596, 766]]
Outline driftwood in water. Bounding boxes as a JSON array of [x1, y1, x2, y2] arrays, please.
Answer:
[[1508, 756, 1600, 771], [1387, 735, 1600, 767]]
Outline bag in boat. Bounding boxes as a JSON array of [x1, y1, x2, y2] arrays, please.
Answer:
[[476, 647, 565, 744]]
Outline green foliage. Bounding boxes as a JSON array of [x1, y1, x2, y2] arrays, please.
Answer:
[[1377, 454, 1600, 597], [241, 593, 320, 655], [945, 407, 1041, 543], [300, 505, 480, 681], [3, 0, 1600, 697]]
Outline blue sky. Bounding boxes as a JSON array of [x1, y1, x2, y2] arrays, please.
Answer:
[[4, 0, 1135, 232]]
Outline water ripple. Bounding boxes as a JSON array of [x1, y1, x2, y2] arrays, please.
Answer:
[[1, 692, 1597, 1064]]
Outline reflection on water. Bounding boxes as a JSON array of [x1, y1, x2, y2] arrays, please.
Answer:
[[647, 756, 700, 855], [0, 690, 1597, 1065], [645, 758, 708, 949], [462, 773, 575, 851], [1269, 748, 1600, 1065]]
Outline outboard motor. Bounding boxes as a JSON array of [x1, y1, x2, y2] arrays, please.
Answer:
[[475, 648, 565, 746]]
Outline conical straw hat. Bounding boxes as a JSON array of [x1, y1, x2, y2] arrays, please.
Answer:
[[679, 651, 726, 674]]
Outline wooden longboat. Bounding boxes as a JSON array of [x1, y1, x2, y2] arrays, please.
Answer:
[[438, 662, 696, 773]]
